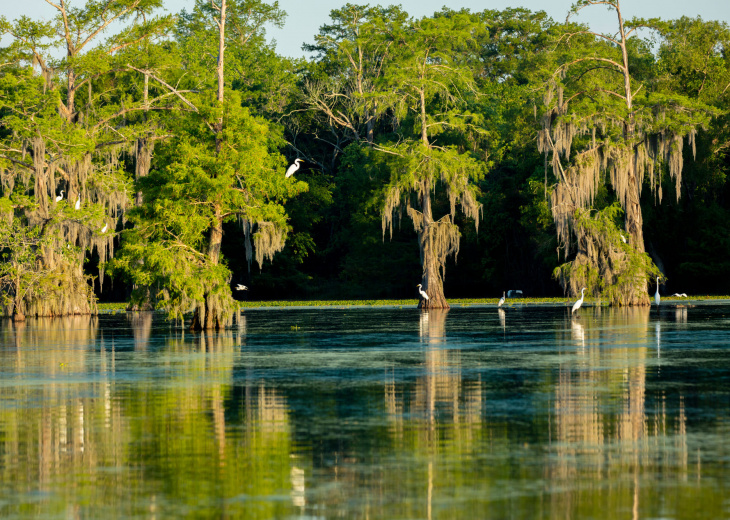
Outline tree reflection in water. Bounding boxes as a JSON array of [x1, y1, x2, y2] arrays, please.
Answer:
[[0, 308, 727, 519]]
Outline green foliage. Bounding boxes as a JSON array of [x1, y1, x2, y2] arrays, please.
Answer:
[[553, 204, 662, 305]]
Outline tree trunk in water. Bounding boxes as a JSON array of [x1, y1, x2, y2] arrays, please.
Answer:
[[418, 221, 450, 309], [417, 178, 449, 309], [625, 174, 650, 306], [190, 214, 226, 330]]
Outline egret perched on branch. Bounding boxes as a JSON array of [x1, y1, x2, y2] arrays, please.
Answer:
[[285, 159, 303, 178], [498, 291, 505, 308], [572, 287, 587, 315], [235, 284, 248, 291], [655, 277, 661, 306], [417, 284, 429, 301], [101, 223, 108, 233], [75, 197, 81, 210], [55, 190, 64, 202]]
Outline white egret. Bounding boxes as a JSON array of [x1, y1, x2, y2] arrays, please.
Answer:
[[571, 287, 587, 315], [417, 284, 429, 301], [498, 291, 505, 308], [235, 284, 248, 291], [655, 277, 660, 306], [75, 197, 81, 210], [671, 293, 687, 298], [101, 223, 108, 233], [285, 159, 303, 178], [620, 234, 627, 244], [55, 190, 64, 202]]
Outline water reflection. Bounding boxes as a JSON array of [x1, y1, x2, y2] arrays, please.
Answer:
[[0, 308, 727, 519], [571, 318, 585, 349], [127, 311, 152, 351]]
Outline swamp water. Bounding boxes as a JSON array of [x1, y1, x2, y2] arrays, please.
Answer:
[[0, 305, 729, 519]]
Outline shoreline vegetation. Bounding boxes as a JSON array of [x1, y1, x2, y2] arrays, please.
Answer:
[[3, 1, 730, 325], [89, 297, 728, 313]]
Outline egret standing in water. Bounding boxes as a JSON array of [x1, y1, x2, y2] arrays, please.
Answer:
[[655, 277, 661, 306], [285, 159, 303, 178], [417, 284, 429, 301], [572, 287, 587, 315], [498, 291, 505, 308]]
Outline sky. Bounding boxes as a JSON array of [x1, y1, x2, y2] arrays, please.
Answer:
[[3, 0, 729, 59]]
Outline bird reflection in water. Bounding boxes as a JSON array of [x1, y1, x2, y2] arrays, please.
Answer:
[[498, 308, 506, 336], [571, 318, 585, 350], [290, 466, 306, 509]]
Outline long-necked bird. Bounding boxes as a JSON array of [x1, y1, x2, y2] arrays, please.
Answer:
[[285, 159, 303, 178], [572, 287, 587, 315]]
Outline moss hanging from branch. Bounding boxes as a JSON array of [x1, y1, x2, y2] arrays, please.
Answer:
[[553, 204, 661, 305]]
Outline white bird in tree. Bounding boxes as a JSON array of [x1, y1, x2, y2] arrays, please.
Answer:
[[655, 277, 661, 306], [285, 159, 303, 178], [75, 197, 81, 210], [620, 234, 627, 244], [417, 284, 429, 301], [101, 223, 108, 233], [571, 287, 587, 315], [235, 284, 248, 291], [498, 291, 505, 308], [55, 190, 64, 202]]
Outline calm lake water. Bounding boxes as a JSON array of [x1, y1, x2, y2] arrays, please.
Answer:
[[1, 305, 729, 519]]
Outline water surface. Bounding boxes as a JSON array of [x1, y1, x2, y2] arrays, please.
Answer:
[[1, 305, 729, 519]]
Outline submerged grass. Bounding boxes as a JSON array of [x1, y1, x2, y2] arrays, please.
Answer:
[[95, 295, 730, 312]]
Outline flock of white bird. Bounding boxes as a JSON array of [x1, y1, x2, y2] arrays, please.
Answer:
[[53, 159, 309, 240], [56, 190, 110, 233], [57, 161, 693, 308], [417, 277, 687, 316]]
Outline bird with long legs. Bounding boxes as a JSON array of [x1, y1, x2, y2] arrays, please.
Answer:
[[417, 284, 429, 302], [655, 277, 661, 307], [571, 287, 587, 316]]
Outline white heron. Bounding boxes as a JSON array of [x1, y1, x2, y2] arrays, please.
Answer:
[[672, 293, 687, 298], [620, 234, 627, 244], [235, 284, 248, 291], [101, 223, 108, 233], [498, 291, 505, 308], [571, 287, 587, 315], [285, 159, 303, 178], [417, 284, 429, 301], [75, 197, 81, 210], [55, 190, 64, 202], [655, 277, 661, 306]]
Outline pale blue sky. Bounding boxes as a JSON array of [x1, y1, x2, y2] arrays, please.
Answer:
[[3, 0, 729, 58]]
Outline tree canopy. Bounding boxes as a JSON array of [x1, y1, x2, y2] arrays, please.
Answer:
[[2, 1, 730, 320]]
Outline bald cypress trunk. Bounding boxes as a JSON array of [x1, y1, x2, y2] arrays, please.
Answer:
[[418, 178, 449, 309]]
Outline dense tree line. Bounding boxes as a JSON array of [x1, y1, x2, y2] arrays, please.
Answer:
[[1, 0, 729, 324]]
